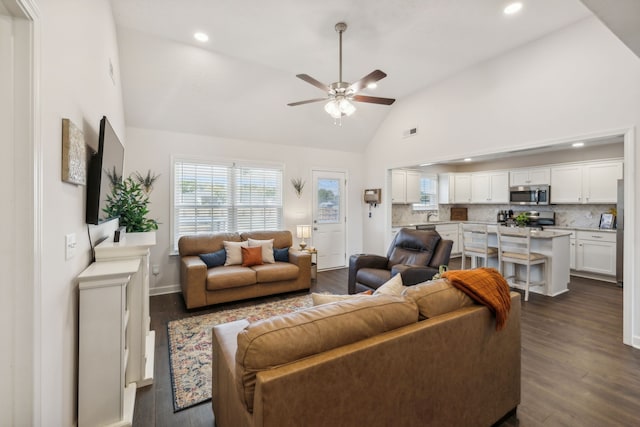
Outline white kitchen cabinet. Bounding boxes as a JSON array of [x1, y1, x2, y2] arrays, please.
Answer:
[[391, 170, 406, 204], [438, 173, 455, 204], [391, 169, 421, 204], [436, 223, 460, 255], [509, 167, 550, 186], [471, 171, 509, 204], [405, 171, 422, 203], [576, 230, 616, 276], [550, 164, 583, 203], [583, 161, 623, 203], [551, 160, 623, 204], [453, 174, 472, 203]]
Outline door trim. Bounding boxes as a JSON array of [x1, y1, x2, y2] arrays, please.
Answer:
[[4, 0, 42, 424]]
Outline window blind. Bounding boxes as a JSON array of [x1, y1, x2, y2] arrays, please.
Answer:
[[413, 174, 439, 210], [173, 160, 283, 250]]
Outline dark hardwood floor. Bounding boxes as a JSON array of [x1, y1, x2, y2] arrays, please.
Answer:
[[134, 260, 640, 426]]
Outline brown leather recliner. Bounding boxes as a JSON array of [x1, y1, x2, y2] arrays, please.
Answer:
[[348, 228, 453, 294]]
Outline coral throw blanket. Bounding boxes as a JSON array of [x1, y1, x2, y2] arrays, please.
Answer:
[[442, 268, 511, 331]]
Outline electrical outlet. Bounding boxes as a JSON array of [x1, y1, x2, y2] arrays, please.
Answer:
[[65, 233, 76, 260]]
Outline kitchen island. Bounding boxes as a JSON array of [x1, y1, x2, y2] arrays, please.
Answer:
[[391, 222, 572, 297], [486, 225, 572, 297]]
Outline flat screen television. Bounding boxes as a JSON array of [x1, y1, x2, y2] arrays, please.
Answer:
[[86, 115, 125, 225]]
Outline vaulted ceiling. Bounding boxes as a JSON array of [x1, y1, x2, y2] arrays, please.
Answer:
[[111, 0, 594, 152]]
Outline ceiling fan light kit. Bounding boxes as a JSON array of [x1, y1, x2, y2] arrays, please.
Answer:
[[288, 22, 395, 125]]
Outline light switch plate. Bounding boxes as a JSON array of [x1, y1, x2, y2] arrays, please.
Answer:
[[65, 233, 76, 260]]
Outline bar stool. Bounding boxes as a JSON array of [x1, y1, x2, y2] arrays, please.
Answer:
[[461, 223, 497, 270], [497, 226, 547, 301]]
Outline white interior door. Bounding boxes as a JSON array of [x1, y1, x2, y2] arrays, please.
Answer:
[[312, 170, 346, 270]]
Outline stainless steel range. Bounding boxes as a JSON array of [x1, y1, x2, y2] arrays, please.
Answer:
[[498, 210, 555, 230]]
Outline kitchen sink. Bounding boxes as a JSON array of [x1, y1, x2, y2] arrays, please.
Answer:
[[415, 224, 436, 231]]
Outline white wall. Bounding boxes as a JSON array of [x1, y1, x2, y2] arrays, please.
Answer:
[[364, 17, 640, 346], [364, 17, 640, 253], [37, 0, 126, 425], [124, 127, 365, 294]]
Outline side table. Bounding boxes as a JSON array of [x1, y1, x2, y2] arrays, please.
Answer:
[[306, 248, 318, 280]]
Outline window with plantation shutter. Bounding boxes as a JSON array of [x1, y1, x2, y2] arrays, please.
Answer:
[[412, 174, 439, 211], [173, 159, 283, 250]]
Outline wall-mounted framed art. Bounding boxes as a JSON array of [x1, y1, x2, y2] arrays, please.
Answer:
[[61, 118, 87, 185]]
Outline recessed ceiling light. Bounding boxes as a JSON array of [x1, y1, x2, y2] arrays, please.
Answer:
[[503, 2, 523, 15], [464, 158, 472, 162], [194, 32, 209, 42], [419, 163, 433, 167], [572, 142, 585, 148], [367, 82, 378, 89]]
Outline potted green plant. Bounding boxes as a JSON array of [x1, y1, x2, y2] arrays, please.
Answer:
[[103, 176, 159, 232], [515, 212, 529, 227]]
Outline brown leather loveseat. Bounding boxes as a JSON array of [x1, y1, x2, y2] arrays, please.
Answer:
[[212, 288, 521, 427], [349, 228, 453, 293], [178, 230, 311, 309]]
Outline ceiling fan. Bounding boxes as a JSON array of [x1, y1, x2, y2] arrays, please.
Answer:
[[287, 22, 395, 122]]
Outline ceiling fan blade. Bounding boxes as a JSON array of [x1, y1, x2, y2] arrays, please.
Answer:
[[352, 94, 396, 105], [348, 70, 387, 93], [296, 74, 330, 92], [287, 98, 328, 107]]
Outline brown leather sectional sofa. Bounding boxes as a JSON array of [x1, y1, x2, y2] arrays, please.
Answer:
[[178, 230, 311, 309], [212, 290, 522, 427]]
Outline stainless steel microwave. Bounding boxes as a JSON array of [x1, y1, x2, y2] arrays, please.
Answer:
[[509, 185, 550, 205]]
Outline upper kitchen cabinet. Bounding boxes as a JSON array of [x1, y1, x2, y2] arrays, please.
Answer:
[[438, 174, 454, 204], [584, 161, 623, 203], [391, 169, 421, 204], [453, 174, 472, 203], [471, 171, 509, 204], [509, 167, 550, 186], [550, 159, 623, 204]]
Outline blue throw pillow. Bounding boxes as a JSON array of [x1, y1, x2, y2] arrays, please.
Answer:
[[273, 247, 290, 262], [199, 249, 226, 268]]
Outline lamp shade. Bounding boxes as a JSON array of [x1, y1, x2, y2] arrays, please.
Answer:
[[296, 224, 311, 250], [296, 225, 312, 239], [324, 98, 356, 119]]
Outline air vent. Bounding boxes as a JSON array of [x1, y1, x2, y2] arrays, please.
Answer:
[[402, 127, 418, 138]]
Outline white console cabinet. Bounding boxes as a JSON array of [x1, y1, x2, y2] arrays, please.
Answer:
[[78, 259, 140, 427], [94, 231, 156, 386]]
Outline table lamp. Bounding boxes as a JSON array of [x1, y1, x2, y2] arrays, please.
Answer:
[[296, 225, 311, 250]]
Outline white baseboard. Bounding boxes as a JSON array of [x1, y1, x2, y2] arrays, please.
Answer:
[[632, 335, 640, 350], [149, 284, 181, 296]]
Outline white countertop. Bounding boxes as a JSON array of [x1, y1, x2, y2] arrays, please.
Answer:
[[544, 225, 616, 233], [393, 221, 615, 234]]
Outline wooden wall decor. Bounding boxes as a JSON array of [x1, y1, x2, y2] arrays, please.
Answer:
[[61, 118, 87, 185]]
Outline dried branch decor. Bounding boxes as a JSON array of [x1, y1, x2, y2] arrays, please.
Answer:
[[291, 177, 305, 198]]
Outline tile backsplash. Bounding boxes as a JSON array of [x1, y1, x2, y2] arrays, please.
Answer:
[[392, 203, 616, 229]]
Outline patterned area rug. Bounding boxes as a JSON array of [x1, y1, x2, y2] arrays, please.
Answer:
[[167, 293, 314, 411]]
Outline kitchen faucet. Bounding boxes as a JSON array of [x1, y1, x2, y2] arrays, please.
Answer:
[[427, 211, 438, 222]]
